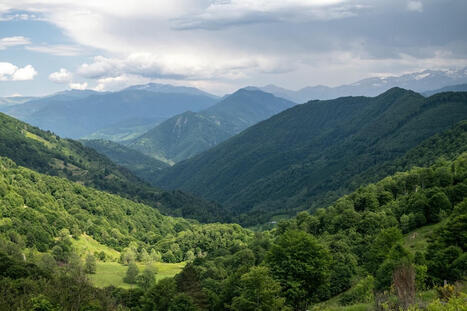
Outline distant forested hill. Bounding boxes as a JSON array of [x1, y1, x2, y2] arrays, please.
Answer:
[[81, 139, 169, 184], [0, 112, 230, 222], [126, 89, 296, 162], [155, 89, 467, 225]]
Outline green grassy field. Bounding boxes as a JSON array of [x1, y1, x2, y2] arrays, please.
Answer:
[[72, 234, 121, 262], [403, 221, 444, 254], [88, 261, 186, 289]]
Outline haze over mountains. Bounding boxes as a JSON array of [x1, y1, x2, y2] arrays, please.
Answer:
[[0, 85, 218, 139], [252, 67, 467, 103]]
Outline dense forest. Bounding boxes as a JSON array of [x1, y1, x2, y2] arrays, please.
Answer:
[[1, 151, 465, 309], [155, 89, 467, 226]]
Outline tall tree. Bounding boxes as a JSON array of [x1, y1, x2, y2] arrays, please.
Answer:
[[266, 230, 331, 310]]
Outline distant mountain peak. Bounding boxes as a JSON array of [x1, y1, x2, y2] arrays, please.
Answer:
[[124, 82, 218, 99]]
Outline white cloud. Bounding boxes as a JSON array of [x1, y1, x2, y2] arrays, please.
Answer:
[[49, 68, 73, 83], [78, 53, 294, 82], [26, 44, 82, 56], [0, 36, 30, 49], [173, 0, 354, 30], [0, 62, 37, 81], [69, 81, 88, 90], [1, 0, 466, 92], [407, 1, 423, 12], [12, 65, 38, 80]]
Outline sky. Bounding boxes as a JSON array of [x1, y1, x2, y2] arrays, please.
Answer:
[[0, 0, 466, 97]]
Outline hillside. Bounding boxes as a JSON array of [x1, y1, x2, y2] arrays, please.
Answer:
[[0, 112, 231, 222], [0, 155, 252, 260], [155, 89, 467, 225], [81, 139, 170, 184], [127, 89, 295, 162], [2, 88, 217, 139]]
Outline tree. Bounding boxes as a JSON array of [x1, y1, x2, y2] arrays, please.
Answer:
[[137, 266, 156, 290], [168, 293, 197, 311], [266, 230, 331, 309], [150, 249, 162, 262], [231, 266, 288, 311], [30, 295, 57, 311], [426, 191, 451, 223], [84, 254, 96, 274], [141, 278, 177, 311], [124, 262, 139, 284], [365, 227, 403, 274], [184, 250, 195, 262], [120, 248, 136, 265], [139, 248, 150, 263], [175, 263, 207, 309]]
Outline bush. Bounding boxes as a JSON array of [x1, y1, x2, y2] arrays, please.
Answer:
[[123, 262, 139, 284], [339, 276, 374, 306]]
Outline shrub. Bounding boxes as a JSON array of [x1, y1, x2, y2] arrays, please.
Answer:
[[339, 276, 374, 306]]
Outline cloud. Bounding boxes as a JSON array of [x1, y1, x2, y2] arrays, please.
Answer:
[[1, 0, 467, 91], [0, 12, 39, 21], [0, 62, 37, 81], [0, 36, 30, 49], [69, 81, 88, 90], [77, 53, 293, 82], [407, 1, 423, 12], [26, 44, 82, 56], [49, 68, 73, 83], [172, 0, 357, 30]]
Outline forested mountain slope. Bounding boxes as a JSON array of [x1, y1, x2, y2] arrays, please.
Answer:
[[0, 112, 230, 222], [81, 139, 170, 184], [156, 89, 467, 225], [0, 156, 252, 261], [153, 153, 467, 310], [127, 89, 295, 162], [2, 89, 217, 138]]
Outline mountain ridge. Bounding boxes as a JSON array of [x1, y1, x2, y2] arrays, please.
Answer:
[[154, 88, 467, 225], [126, 88, 296, 162], [0, 87, 218, 139], [254, 67, 467, 102]]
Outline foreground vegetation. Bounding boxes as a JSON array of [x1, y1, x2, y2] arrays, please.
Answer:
[[1, 149, 465, 309]]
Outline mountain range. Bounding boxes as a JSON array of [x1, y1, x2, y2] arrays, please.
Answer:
[[126, 89, 296, 163], [422, 83, 467, 97], [0, 85, 218, 139], [251, 67, 467, 102], [154, 88, 467, 225]]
